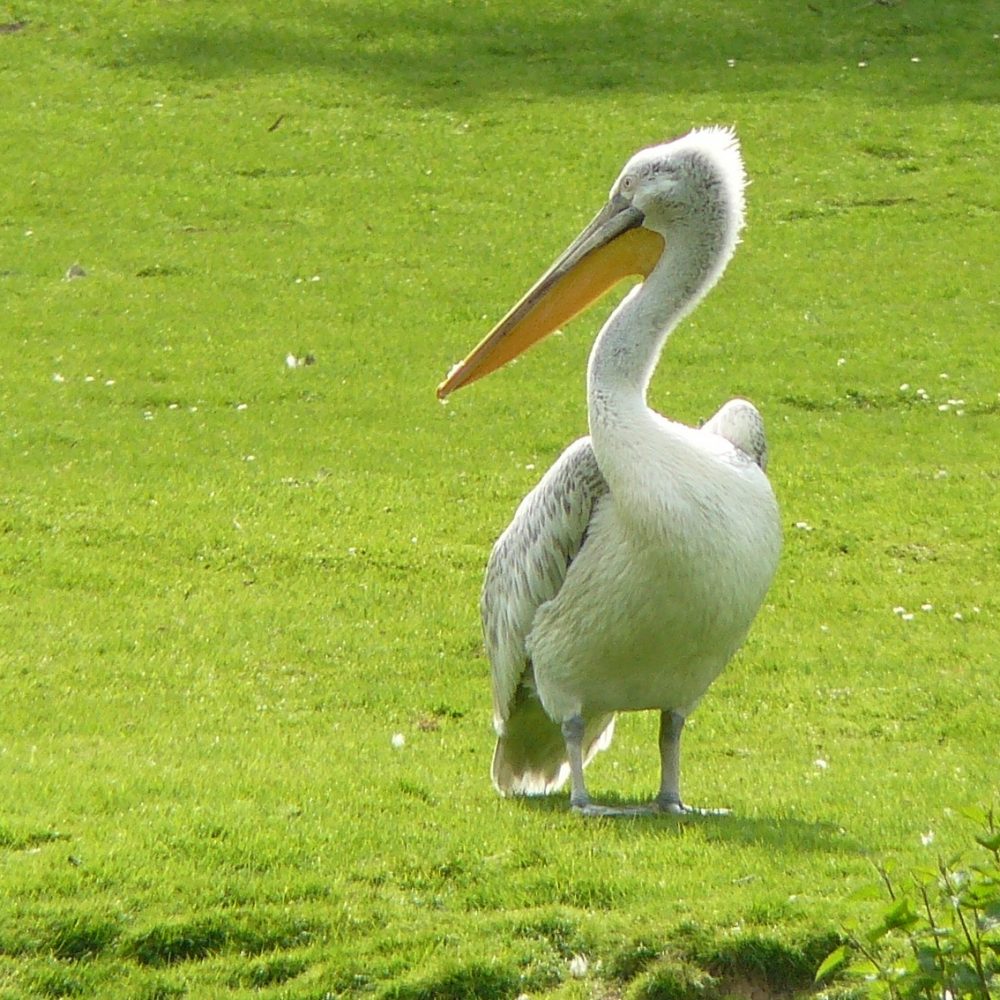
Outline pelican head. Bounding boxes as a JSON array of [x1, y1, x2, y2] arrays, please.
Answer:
[[437, 127, 748, 398]]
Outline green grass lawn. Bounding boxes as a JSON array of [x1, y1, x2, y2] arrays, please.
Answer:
[[1, 2, 998, 997]]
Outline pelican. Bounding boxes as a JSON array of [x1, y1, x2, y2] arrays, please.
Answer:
[[437, 127, 781, 816]]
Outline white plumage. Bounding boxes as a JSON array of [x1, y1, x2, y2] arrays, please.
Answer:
[[440, 128, 782, 814]]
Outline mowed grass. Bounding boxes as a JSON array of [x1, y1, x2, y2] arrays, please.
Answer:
[[1, 1, 998, 997]]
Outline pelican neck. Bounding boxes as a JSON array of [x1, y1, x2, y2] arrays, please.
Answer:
[[586, 228, 723, 427]]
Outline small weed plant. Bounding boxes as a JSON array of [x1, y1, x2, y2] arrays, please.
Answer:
[[818, 808, 1000, 1000]]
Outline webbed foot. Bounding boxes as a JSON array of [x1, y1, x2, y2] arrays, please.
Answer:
[[654, 795, 730, 817], [572, 801, 657, 818]]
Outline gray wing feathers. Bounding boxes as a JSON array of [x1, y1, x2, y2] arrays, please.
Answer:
[[481, 436, 608, 732], [701, 397, 769, 471]]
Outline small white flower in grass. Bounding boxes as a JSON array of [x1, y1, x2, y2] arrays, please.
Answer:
[[837, 357, 846, 367], [910, 56, 921, 63], [935, 469, 948, 479], [902, 612, 915, 621], [569, 954, 589, 978], [893, 606, 906, 616], [794, 521, 813, 532], [921, 830, 935, 846], [286, 353, 298, 368], [236, 403, 248, 411], [920, 603, 933, 612], [726, 58, 736, 68], [52, 373, 65, 383], [814, 758, 829, 771], [952, 612, 964, 622], [105, 379, 115, 387], [85, 375, 95, 383], [391, 733, 406, 749], [938, 403, 951, 412], [899, 382, 910, 391]]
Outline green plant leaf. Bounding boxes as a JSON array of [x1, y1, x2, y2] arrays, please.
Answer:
[[848, 884, 887, 903], [959, 806, 989, 826], [867, 898, 920, 943], [815, 944, 849, 982], [975, 830, 1000, 852]]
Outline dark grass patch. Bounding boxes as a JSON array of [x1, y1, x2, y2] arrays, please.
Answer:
[[124, 912, 321, 966], [0, 913, 123, 961], [782, 391, 1000, 416], [26, 963, 89, 998], [381, 961, 521, 1000], [624, 959, 714, 1000], [0, 826, 69, 851], [608, 938, 662, 981], [135, 980, 188, 1000], [614, 928, 844, 999], [678, 928, 842, 997], [396, 779, 437, 806], [511, 911, 588, 959], [48, 916, 124, 961], [699, 931, 842, 990], [135, 264, 188, 278], [228, 954, 309, 989], [508, 911, 591, 992]]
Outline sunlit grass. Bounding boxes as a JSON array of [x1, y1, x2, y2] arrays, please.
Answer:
[[1, 1, 998, 997]]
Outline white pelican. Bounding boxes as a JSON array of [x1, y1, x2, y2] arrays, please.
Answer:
[[437, 127, 781, 816]]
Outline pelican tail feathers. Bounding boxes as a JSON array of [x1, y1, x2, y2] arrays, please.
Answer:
[[491, 689, 614, 796]]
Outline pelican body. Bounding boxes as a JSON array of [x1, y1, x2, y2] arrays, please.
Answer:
[[438, 128, 781, 815]]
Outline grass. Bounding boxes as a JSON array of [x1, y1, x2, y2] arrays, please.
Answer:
[[1, 1, 998, 997]]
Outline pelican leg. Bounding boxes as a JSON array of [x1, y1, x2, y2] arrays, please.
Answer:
[[655, 710, 686, 813], [655, 710, 730, 816], [562, 716, 592, 810], [564, 715, 652, 817]]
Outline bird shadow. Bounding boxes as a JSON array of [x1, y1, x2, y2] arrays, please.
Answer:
[[512, 793, 866, 855]]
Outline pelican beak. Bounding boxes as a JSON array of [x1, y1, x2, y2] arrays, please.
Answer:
[[436, 194, 665, 398]]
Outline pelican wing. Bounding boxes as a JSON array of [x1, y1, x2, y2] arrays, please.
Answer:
[[481, 436, 608, 731], [701, 398, 769, 471]]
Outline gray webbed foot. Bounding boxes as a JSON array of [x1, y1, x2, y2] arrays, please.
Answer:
[[572, 801, 657, 818], [654, 795, 731, 817]]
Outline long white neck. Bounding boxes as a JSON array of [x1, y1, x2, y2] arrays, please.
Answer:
[[587, 216, 738, 436]]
